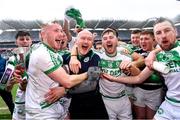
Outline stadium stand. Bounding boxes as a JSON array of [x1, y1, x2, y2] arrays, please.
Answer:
[[0, 16, 180, 49]]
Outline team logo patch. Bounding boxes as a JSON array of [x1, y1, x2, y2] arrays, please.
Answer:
[[84, 57, 89, 62], [157, 108, 164, 115], [166, 53, 173, 60]]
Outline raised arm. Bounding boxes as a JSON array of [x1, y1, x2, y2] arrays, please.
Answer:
[[63, 18, 72, 42], [69, 44, 81, 73]]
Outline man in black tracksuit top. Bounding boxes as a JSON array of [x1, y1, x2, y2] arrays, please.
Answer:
[[63, 30, 108, 119]]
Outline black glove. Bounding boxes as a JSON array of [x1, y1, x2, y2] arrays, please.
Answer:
[[68, 80, 98, 94], [68, 66, 101, 94], [87, 66, 101, 81]]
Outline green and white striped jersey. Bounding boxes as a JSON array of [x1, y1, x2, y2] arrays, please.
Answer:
[[156, 41, 180, 105], [96, 51, 132, 98], [26, 43, 63, 110]]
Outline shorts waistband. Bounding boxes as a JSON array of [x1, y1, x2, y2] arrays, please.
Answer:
[[166, 96, 180, 103], [101, 90, 126, 99], [138, 84, 162, 90]]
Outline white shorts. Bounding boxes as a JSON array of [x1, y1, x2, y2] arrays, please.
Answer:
[[26, 102, 67, 120], [125, 84, 135, 100], [133, 87, 163, 111], [59, 97, 71, 113], [154, 100, 180, 120], [12, 103, 25, 120], [102, 95, 132, 120]]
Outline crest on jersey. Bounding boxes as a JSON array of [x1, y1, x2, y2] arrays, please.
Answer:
[[84, 57, 89, 62]]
